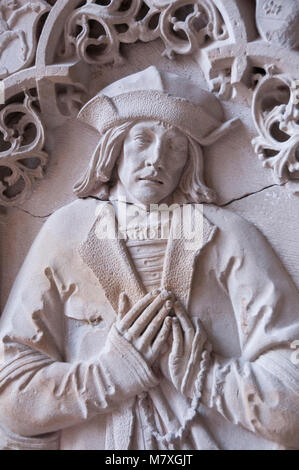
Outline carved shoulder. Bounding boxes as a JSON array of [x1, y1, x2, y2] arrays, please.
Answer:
[[203, 204, 260, 242], [203, 204, 284, 269], [43, 198, 101, 244]]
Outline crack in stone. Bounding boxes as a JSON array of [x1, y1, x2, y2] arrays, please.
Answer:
[[219, 183, 285, 207], [13, 207, 53, 219], [9, 183, 285, 219]]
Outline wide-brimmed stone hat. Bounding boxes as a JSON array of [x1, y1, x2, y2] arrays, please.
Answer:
[[78, 66, 240, 146]]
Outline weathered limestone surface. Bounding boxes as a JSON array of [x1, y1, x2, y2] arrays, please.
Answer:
[[0, 0, 298, 451]]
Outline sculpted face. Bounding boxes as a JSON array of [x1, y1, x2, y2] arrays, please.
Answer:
[[116, 121, 189, 205]]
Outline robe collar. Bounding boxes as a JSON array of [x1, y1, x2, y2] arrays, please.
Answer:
[[79, 201, 217, 313]]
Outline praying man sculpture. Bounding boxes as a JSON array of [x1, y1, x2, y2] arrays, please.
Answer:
[[0, 67, 298, 450]]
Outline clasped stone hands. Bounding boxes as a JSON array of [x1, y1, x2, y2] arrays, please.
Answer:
[[114, 288, 208, 396], [116, 288, 173, 366]]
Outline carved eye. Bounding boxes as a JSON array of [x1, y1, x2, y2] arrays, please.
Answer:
[[134, 133, 152, 147]]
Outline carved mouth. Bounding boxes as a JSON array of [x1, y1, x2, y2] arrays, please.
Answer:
[[138, 177, 164, 185]]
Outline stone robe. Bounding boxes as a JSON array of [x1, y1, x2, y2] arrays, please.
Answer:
[[0, 198, 298, 450]]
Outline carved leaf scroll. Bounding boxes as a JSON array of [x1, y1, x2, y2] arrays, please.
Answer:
[[0, 90, 48, 206], [252, 74, 299, 182], [0, 0, 50, 79], [60, 0, 227, 65]]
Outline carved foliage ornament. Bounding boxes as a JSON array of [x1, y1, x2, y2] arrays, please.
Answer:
[[252, 74, 299, 182], [256, 0, 299, 50], [0, 91, 48, 206], [61, 0, 227, 64], [0, 0, 50, 79]]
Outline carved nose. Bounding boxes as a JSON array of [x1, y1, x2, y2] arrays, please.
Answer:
[[146, 160, 163, 170], [145, 143, 164, 170]]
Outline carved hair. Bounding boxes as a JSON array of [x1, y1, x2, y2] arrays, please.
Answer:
[[74, 121, 216, 203]]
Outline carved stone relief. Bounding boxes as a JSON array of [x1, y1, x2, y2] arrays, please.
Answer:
[[0, 0, 298, 451], [256, 0, 299, 49], [60, 0, 227, 64], [0, 0, 50, 79], [0, 89, 47, 206]]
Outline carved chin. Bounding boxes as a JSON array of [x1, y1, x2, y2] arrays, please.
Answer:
[[131, 183, 168, 203]]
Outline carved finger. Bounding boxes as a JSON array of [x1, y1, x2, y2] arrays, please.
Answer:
[[128, 290, 173, 337], [151, 316, 172, 362], [170, 317, 184, 359], [118, 289, 161, 331], [117, 292, 130, 320], [139, 301, 173, 349], [168, 319, 184, 389], [173, 300, 194, 344], [191, 318, 207, 361]]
